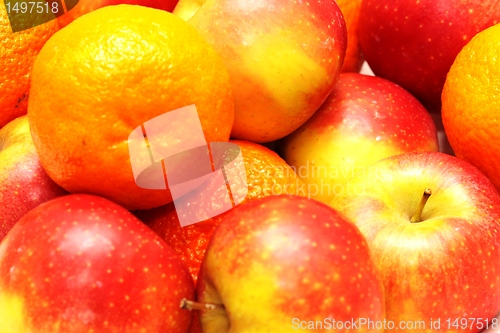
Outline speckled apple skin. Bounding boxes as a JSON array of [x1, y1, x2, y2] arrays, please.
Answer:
[[282, 73, 438, 204], [185, 0, 347, 142], [358, 0, 500, 113], [0, 194, 194, 333], [330, 151, 500, 333], [197, 195, 385, 333]]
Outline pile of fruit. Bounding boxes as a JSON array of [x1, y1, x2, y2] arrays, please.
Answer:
[[3, 0, 500, 332]]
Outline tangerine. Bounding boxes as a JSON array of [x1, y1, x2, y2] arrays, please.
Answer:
[[336, 0, 364, 72], [442, 23, 500, 191], [0, 2, 59, 129], [58, 0, 179, 28], [28, 5, 234, 210]]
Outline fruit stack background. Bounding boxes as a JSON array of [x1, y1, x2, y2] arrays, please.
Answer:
[[2, 0, 500, 332]]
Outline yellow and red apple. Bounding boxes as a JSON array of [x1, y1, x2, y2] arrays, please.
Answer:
[[281, 73, 438, 204], [174, 0, 361, 73], [330, 151, 500, 332], [193, 195, 385, 332], [175, 0, 347, 142]]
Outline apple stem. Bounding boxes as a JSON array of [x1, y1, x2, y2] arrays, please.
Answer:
[[180, 298, 225, 311], [410, 188, 432, 223]]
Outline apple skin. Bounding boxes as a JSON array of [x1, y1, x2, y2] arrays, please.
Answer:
[[358, 0, 500, 113], [330, 151, 500, 332], [174, 0, 361, 73], [281, 73, 438, 205], [178, 0, 347, 142], [196, 195, 385, 332], [58, 0, 179, 28], [0, 116, 67, 242], [0, 194, 194, 333]]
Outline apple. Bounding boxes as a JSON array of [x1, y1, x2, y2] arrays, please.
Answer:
[[175, 0, 347, 142], [0, 115, 66, 242], [330, 151, 500, 332], [281, 73, 439, 205], [358, 0, 500, 113], [185, 195, 385, 332], [175, 0, 362, 73], [58, 0, 179, 28], [0, 194, 194, 333]]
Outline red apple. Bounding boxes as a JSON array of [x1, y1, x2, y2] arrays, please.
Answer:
[[0, 116, 66, 242], [174, 0, 362, 74], [281, 73, 438, 205], [358, 0, 500, 112], [190, 195, 385, 332], [330, 151, 500, 332], [58, 0, 179, 28], [0, 194, 194, 333], [175, 0, 347, 142]]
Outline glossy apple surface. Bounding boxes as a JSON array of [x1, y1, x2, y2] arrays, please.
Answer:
[[0, 194, 194, 333], [358, 0, 500, 112], [178, 0, 347, 142], [196, 195, 385, 332], [281, 73, 438, 205], [0, 116, 66, 242], [175, 0, 362, 73], [330, 151, 500, 332]]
